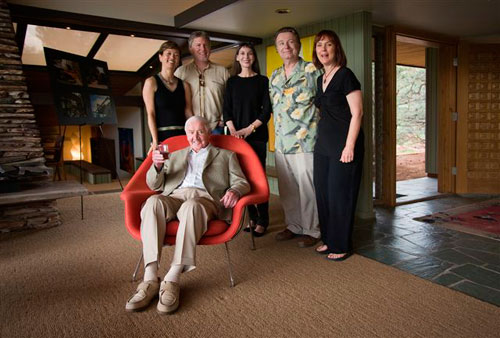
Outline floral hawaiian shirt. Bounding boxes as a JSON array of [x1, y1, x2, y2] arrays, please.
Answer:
[[269, 58, 322, 154]]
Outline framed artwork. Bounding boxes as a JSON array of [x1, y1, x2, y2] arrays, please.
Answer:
[[84, 63, 110, 89], [55, 90, 88, 124], [52, 57, 83, 86], [44, 47, 117, 126], [89, 94, 115, 123]]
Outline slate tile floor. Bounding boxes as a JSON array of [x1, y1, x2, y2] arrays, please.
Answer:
[[396, 177, 448, 203], [355, 194, 500, 307]]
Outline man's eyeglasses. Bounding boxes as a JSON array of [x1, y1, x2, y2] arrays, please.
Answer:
[[199, 74, 205, 87]]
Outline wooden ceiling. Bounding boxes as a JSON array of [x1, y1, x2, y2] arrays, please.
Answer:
[[396, 41, 426, 68]]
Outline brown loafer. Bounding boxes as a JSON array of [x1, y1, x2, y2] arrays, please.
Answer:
[[275, 229, 296, 241], [297, 235, 320, 248]]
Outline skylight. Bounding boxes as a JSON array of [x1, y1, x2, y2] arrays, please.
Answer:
[[94, 35, 165, 72]]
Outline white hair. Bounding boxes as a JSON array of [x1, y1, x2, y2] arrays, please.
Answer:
[[184, 116, 211, 132]]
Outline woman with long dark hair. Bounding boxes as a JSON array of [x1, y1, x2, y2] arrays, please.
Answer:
[[312, 30, 364, 261], [223, 43, 272, 236]]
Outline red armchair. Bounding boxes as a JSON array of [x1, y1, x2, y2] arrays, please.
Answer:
[[121, 135, 269, 286]]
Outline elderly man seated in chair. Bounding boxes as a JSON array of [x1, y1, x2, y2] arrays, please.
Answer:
[[126, 116, 250, 314]]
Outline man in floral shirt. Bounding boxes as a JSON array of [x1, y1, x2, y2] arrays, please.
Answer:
[[269, 27, 322, 247]]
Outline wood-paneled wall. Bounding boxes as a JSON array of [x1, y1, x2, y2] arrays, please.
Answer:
[[457, 43, 500, 194]]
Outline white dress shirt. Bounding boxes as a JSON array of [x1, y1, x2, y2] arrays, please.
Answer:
[[178, 146, 209, 190]]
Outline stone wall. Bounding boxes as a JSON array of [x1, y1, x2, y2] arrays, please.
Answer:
[[0, 0, 61, 232], [0, 0, 49, 183], [0, 200, 60, 231]]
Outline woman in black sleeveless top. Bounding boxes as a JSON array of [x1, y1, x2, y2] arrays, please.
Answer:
[[143, 41, 193, 151], [312, 30, 364, 261]]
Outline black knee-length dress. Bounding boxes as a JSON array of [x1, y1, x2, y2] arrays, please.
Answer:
[[313, 67, 364, 253]]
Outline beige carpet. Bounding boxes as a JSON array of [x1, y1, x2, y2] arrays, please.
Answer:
[[1, 193, 499, 338]]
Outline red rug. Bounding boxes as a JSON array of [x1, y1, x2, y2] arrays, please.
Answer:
[[414, 199, 500, 239]]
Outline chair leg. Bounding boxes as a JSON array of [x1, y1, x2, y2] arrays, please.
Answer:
[[249, 219, 256, 251], [243, 207, 256, 250], [132, 252, 143, 282], [55, 165, 61, 181], [224, 242, 235, 287]]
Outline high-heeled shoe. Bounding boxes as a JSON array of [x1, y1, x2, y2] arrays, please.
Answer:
[[244, 220, 256, 233], [252, 225, 267, 237]]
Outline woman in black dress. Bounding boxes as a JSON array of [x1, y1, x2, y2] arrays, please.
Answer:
[[312, 30, 364, 261], [143, 41, 193, 152], [223, 43, 271, 236]]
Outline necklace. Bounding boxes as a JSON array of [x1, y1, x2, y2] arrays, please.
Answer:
[[239, 71, 257, 78], [323, 66, 337, 84], [159, 73, 175, 86]]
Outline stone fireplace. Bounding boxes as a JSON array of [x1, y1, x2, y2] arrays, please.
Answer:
[[0, 0, 87, 232]]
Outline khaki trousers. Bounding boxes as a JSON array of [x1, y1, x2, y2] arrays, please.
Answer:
[[140, 188, 218, 273], [275, 152, 320, 238]]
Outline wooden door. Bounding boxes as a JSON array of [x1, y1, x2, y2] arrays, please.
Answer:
[[437, 44, 457, 193], [380, 27, 457, 206], [457, 43, 500, 194]]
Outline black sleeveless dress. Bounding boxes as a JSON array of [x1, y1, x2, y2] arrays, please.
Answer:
[[154, 74, 186, 141]]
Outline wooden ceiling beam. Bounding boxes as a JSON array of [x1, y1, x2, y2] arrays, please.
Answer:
[[137, 53, 161, 79], [14, 22, 27, 54], [174, 0, 239, 28], [24, 65, 144, 97], [87, 33, 108, 59], [8, 4, 261, 45]]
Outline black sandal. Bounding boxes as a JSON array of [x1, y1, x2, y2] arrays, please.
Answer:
[[252, 225, 267, 237], [244, 220, 256, 232], [315, 245, 329, 255], [325, 252, 352, 261]]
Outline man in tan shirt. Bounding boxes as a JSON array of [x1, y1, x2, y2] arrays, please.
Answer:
[[175, 31, 230, 134]]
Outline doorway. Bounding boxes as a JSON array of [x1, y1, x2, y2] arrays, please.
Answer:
[[375, 27, 457, 207], [395, 37, 443, 204]]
